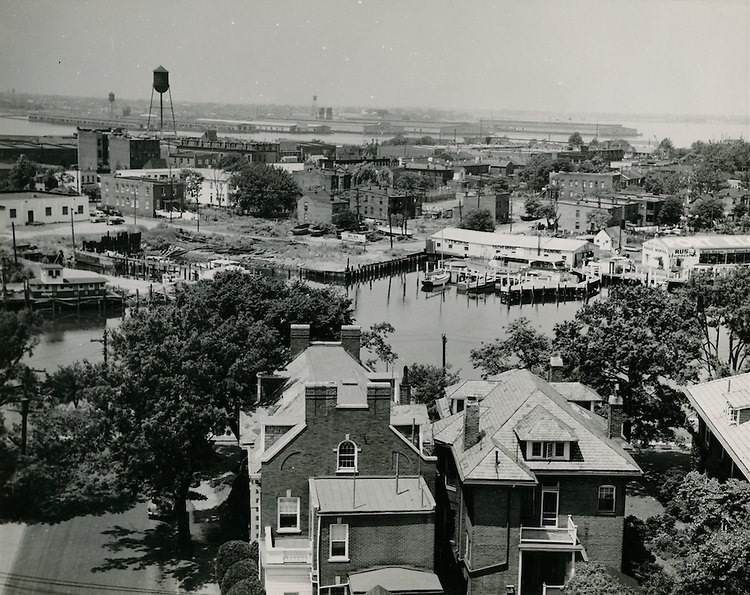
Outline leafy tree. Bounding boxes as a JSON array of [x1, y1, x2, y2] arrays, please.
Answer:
[[332, 208, 360, 231], [658, 196, 684, 226], [553, 285, 702, 444], [221, 559, 259, 594], [733, 201, 748, 220], [693, 161, 726, 194], [471, 317, 551, 378], [43, 170, 59, 190], [361, 322, 397, 370], [586, 209, 611, 232], [523, 196, 543, 218], [690, 195, 725, 229], [568, 132, 584, 148], [519, 154, 553, 192], [230, 163, 302, 217], [352, 163, 379, 186], [395, 171, 430, 193], [9, 155, 37, 190], [0, 309, 42, 406], [460, 208, 495, 232], [657, 138, 676, 160], [683, 267, 750, 376], [384, 133, 408, 146], [181, 169, 205, 207], [215, 540, 255, 584], [225, 577, 264, 595], [406, 363, 460, 420], [218, 154, 247, 171], [562, 561, 636, 594], [643, 170, 682, 196], [44, 361, 105, 408], [577, 156, 607, 173], [83, 185, 101, 202]]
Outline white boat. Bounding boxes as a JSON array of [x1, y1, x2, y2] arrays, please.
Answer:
[[422, 268, 450, 289]]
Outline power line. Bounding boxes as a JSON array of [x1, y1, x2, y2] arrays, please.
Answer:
[[0, 570, 181, 594]]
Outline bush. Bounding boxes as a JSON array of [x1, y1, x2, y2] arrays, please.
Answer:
[[221, 559, 258, 594], [215, 540, 253, 583], [226, 576, 265, 595]]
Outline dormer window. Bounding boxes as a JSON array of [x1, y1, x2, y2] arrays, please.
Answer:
[[527, 441, 569, 460], [336, 438, 358, 473]]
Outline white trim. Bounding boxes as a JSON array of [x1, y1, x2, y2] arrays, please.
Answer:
[[328, 522, 349, 561], [277, 495, 300, 532], [597, 484, 616, 513]]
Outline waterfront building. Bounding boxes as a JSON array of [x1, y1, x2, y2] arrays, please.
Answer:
[[112, 167, 231, 207], [240, 324, 440, 595], [28, 263, 107, 299], [0, 190, 88, 230], [172, 135, 280, 167], [683, 373, 750, 482], [641, 234, 750, 278], [554, 194, 639, 234], [100, 173, 185, 217], [0, 135, 77, 169], [427, 228, 593, 268], [433, 370, 641, 595], [77, 128, 110, 176]]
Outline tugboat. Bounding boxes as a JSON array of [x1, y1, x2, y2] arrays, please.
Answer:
[[421, 266, 450, 290]]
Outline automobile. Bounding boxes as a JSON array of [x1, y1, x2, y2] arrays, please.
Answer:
[[106, 216, 125, 225], [309, 226, 327, 237], [147, 498, 173, 521], [90, 213, 107, 223], [291, 223, 311, 235], [25, 220, 45, 226]]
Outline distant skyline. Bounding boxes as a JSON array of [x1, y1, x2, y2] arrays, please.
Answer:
[[1, 0, 748, 119]]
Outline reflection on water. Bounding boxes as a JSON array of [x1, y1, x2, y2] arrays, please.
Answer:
[[29, 270, 595, 381]]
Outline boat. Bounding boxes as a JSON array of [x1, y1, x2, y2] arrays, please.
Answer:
[[421, 268, 450, 289]]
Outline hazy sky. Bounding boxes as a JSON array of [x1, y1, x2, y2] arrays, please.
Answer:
[[1, 0, 748, 118]]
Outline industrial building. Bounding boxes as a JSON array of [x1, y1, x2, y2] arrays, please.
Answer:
[[0, 190, 89, 230]]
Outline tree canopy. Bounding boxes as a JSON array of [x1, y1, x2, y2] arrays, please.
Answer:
[[657, 196, 684, 226], [0, 309, 42, 406], [689, 195, 725, 229], [471, 317, 551, 378], [229, 163, 302, 217], [460, 208, 495, 232], [9, 155, 37, 190], [405, 363, 460, 420], [568, 132, 584, 147]]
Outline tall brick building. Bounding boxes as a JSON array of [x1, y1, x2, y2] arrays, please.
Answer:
[[432, 370, 641, 595], [241, 324, 441, 595]]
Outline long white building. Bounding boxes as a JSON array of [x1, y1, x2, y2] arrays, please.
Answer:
[[642, 234, 750, 278], [0, 190, 89, 231], [427, 227, 593, 268]]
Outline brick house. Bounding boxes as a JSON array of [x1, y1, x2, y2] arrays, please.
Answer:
[[432, 369, 641, 595], [241, 324, 441, 595], [683, 373, 750, 482]]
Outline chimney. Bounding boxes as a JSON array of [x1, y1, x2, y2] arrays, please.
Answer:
[[400, 365, 412, 404], [608, 394, 624, 439], [548, 355, 564, 382], [290, 324, 310, 358], [340, 325, 361, 362], [367, 382, 393, 421], [464, 396, 481, 449], [305, 382, 338, 420]]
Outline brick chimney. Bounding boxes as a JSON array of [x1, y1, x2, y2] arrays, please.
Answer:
[[367, 382, 393, 421], [340, 325, 361, 362], [290, 324, 311, 358], [548, 355, 564, 382], [608, 394, 624, 439], [464, 396, 481, 449], [305, 382, 338, 420]]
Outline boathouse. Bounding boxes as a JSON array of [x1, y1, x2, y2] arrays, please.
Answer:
[[427, 227, 593, 268]]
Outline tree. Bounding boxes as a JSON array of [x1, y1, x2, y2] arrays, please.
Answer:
[[0, 309, 42, 406], [643, 171, 682, 196], [406, 363, 460, 420], [218, 154, 247, 171], [657, 138, 676, 160], [215, 540, 255, 584], [568, 132, 584, 148], [552, 285, 702, 444], [395, 171, 430, 193], [221, 559, 259, 594], [361, 322, 397, 370], [181, 169, 205, 208], [563, 562, 636, 594], [83, 185, 101, 203], [693, 161, 726, 195], [683, 267, 750, 376], [43, 170, 59, 190], [470, 317, 551, 378], [460, 208, 495, 232], [586, 209, 611, 232], [9, 155, 37, 190], [519, 154, 553, 192], [226, 577, 265, 595], [332, 208, 360, 231], [524, 196, 543, 218], [230, 163, 302, 217], [44, 361, 105, 408], [690, 195, 725, 229], [353, 163, 379, 186], [658, 196, 684, 226]]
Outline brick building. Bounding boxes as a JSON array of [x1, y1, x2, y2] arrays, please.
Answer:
[[549, 172, 621, 201], [76, 128, 110, 176], [554, 195, 639, 234], [340, 185, 418, 223], [296, 188, 349, 224], [241, 325, 440, 595], [432, 369, 641, 595], [100, 173, 185, 217], [683, 373, 750, 482], [170, 135, 280, 167], [108, 134, 161, 172]]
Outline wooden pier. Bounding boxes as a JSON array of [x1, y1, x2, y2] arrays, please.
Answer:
[[497, 277, 601, 304]]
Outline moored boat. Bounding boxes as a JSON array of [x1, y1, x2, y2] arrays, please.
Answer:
[[421, 269, 450, 289]]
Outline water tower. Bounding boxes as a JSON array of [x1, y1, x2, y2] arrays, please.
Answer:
[[147, 65, 177, 136], [108, 92, 117, 120]]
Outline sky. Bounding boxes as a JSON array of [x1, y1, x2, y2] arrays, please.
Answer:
[[0, 0, 748, 119]]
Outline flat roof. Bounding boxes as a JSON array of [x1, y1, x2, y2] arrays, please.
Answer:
[[309, 476, 435, 514], [349, 568, 443, 594], [431, 227, 590, 252], [644, 235, 750, 251]]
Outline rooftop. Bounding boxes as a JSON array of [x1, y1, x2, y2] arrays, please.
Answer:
[[432, 227, 591, 252], [309, 476, 435, 514], [644, 234, 750, 251], [348, 567, 443, 595]]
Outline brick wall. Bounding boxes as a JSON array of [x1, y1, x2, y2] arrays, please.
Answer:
[[318, 514, 435, 588]]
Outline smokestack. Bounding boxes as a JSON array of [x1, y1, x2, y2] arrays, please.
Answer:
[[464, 396, 481, 449], [290, 324, 311, 358], [548, 355, 564, 382], [400, 365, 412, 404]]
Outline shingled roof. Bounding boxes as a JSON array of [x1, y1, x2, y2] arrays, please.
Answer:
[[433, 369, 641, 482]]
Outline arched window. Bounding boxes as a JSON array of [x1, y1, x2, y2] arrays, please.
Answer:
[[337, 440, 357, 472]]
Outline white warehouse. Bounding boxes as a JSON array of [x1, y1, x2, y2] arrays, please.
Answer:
[[0, 191, 90, 231]]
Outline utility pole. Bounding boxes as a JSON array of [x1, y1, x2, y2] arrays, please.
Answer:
[[91, 328, 109, 368], [12, 222, 18, 264], [70, 204, 76, 263]]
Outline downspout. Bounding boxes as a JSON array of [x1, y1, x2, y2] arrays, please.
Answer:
[[315, 506, 321, 593]]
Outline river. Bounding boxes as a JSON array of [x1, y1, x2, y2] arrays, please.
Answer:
[[26, 270, 589, 381]]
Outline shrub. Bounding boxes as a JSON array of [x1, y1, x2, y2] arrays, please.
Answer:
[[215, 540, 253, 583], [226, 576, 265, 595], [221, 559, 258, 594]]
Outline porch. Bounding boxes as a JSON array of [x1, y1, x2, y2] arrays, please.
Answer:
[[260, 526, 313, 595]]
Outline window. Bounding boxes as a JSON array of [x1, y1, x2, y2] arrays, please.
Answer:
[[62, 206, 68, 215], [337, 440, 357, 472], [444, 457, 457, 491], [555, 442, 565, 457], [45, 207, 52, 216], [464, 530, 472, 562], [598, 485, 616, 512], [9, 208, 16, 219], [531, 442, 542, 457], [329, 523, 349, 560], [77, 205, 84, 214], [277, 496, 300, 531], [528, 441, 567, 460]]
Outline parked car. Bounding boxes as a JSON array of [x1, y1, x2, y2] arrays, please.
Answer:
[[25, 220, 45, 226], [291, 223, 311, 236], [106, 216, 125, 225], [90, 213, 107, 223]]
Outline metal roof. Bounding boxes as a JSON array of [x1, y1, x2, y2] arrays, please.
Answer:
[[683, 373, 750, 479], [309, 476, 435, 514], [349, 568, 443, 594], [431, 227, 590, 252], [643, 234, 750, 252]]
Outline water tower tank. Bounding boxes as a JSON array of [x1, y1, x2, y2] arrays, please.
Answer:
[[153, 66, 170, 93], [108, 92, 115, 103]]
